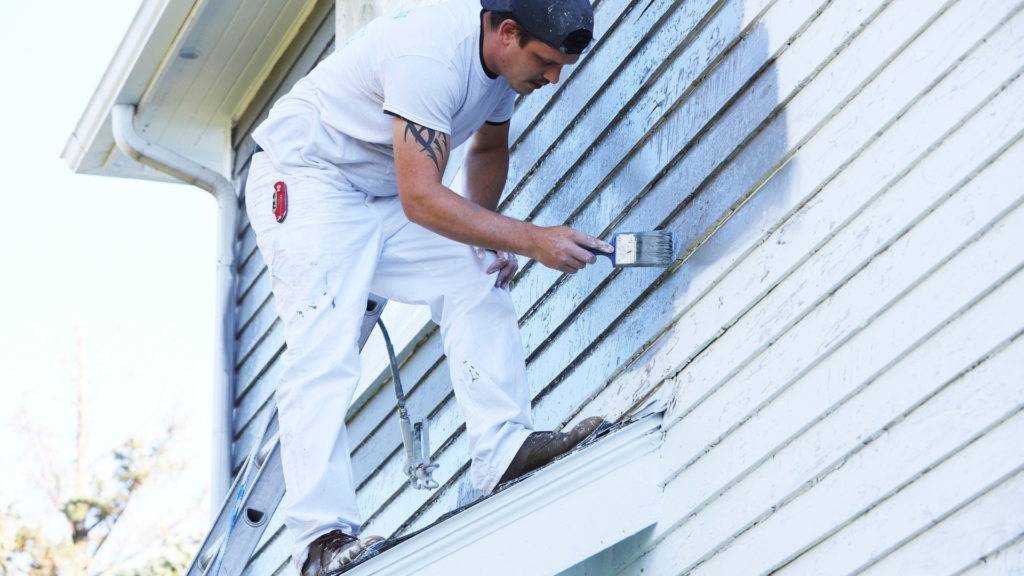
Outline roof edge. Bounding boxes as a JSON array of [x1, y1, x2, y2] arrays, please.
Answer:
[[344, 412, 664, 576], [61, 0, 195, 172]]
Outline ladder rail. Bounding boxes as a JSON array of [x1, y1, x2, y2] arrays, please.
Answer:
[[185, 295, 388, 576]]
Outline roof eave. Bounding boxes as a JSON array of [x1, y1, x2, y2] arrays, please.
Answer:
[[344, 412, 665, 576], [62, 0, 196, 179]]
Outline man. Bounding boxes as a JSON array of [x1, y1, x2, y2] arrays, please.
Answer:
[[245, 0, 609, 573]]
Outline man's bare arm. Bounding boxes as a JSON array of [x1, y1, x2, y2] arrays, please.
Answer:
[[462, 121, 509, 211], [392, 117, 610, 274]]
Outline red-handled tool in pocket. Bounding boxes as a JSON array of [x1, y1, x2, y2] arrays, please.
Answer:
[[272, 182, 288, 223]]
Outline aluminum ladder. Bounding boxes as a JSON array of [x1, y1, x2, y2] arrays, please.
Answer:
[[184, 294, 424, 576]]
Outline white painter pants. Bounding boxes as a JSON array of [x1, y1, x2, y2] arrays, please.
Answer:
[[244, 153, 534, 571]]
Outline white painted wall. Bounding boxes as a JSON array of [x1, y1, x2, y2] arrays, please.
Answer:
[[232, 0, 1024, 573], [562, 0, 1024, 573]]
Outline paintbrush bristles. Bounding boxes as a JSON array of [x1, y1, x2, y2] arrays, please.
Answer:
[[614, 231, 674, 267]]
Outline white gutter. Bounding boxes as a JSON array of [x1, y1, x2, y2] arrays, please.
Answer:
[[111, 104, 237, 520]]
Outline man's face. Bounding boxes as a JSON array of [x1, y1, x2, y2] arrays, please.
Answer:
[[502, 35, 580, 95]]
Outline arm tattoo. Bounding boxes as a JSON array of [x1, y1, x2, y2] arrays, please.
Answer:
[[403, 121, 450, 171]]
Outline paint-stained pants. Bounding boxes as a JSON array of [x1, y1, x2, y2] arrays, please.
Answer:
[[244, 153, 533, 573]]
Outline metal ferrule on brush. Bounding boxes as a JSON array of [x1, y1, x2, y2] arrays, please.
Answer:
[[602, 231, 674, 268], [612, 234, 638, 266]]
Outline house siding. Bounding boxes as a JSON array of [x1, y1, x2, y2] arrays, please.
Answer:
[[231, 0, 1024, 573]]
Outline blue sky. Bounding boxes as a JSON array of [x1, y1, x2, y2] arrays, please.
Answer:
[[0, 0, 216, 554]]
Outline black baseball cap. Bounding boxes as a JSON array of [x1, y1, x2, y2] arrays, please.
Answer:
[[481, 0, 595, 55]]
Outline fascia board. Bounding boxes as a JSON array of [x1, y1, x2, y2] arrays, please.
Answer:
[[61, 0, 196, 174], [345, 413, 664, 576]]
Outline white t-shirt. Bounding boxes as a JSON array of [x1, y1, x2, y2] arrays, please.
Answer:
[[251, 0, 516, 196]]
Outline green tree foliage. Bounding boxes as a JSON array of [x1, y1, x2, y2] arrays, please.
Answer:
[[1, 320, 201, 576]]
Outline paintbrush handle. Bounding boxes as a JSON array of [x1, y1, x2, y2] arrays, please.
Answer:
[[582, 245, 615, 261]]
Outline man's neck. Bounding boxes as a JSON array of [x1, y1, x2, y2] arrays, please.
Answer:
[[479, 11, 500, 79]]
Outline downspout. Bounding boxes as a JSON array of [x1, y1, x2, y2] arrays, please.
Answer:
[[111, 104, 237, 522]]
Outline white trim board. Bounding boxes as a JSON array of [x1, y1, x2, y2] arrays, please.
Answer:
[[63, 0, 320, 182], [343, 413, 664, 576], [61, 0, 194, 181]]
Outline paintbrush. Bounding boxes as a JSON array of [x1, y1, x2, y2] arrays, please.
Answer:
[[583, 231, 674, 268]]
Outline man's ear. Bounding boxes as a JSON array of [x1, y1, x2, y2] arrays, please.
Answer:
[[498, 19, 521, 47]]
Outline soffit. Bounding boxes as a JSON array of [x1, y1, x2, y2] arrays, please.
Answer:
[[62, 0, 317, 183]]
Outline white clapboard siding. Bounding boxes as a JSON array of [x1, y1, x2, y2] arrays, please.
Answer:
[[550, 0, 987, 432], [625, 189, 1024, 573], [236, 226, 259, 270], [348, 330, 444, 449], [857, 471, 1024, 576], [357, 399, 466, 534], [660, 134, 1024, 528], [661, 2, 1024, 432], [349, 356, 451, 490], [775, 383, 1024, 574], [687, 329, 1024, 574], [620, 305, 1024, 575], [660, 52, 1024, 486], [959, 537, 1024, 575], [222, 0, 1024, 571], [664, 230, 1024, 546], [236, 272, 271, 336], [572, 0, 1023, 429], [236, 253, 266, 307]]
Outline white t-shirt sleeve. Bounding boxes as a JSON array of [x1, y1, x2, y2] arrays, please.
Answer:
[[380, 56, 461, 135], [487, 87, 516, 124]]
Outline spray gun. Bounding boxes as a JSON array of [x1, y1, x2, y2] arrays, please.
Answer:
[[377, 318, 439, 490]]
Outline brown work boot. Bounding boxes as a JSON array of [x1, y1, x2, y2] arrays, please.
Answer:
[[301, 530, 385, 576], [498, 417, 604, 486]]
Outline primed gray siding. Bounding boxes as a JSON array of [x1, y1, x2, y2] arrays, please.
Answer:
[[231, 0, 1024, 573]]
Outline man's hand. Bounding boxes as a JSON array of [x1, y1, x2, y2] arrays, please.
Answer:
[[473, 247, 519, 289], [529, 226, 613, 274]]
